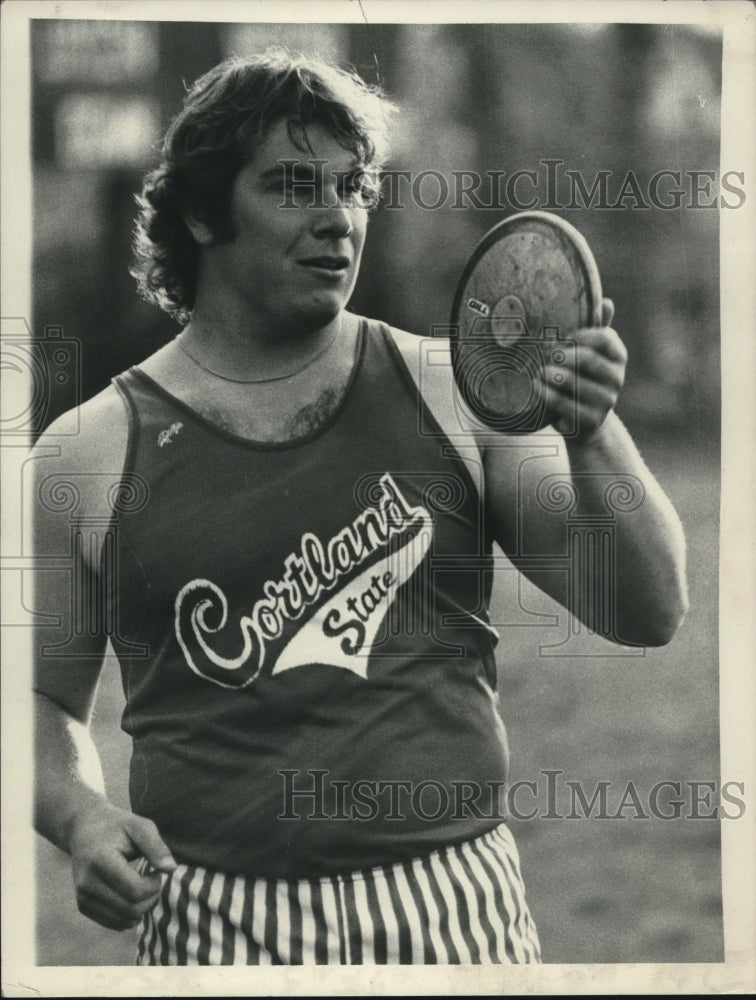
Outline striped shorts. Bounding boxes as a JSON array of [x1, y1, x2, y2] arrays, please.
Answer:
[[136, 824, 541, 965]]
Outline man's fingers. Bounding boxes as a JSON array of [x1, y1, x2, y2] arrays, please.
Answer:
[[570, 326, 627, 364], [125, 815, 177, 875], [78, 876, 160, 924], [600, 297, 615, 328], [77, 887, 146, 931], [543, 384, 609, 438], [87, 848, 164, 904], [545, 377, 615, 415], [545, 353, 624, 395], [67, 805, 175, 932]]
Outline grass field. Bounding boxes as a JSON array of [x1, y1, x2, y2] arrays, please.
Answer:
[[34, 439, 723, 966]]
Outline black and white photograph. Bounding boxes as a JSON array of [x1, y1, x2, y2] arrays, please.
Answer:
[[1, 0, 754, 995]]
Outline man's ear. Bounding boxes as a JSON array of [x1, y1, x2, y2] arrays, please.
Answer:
[[181, 207, 215, 246]]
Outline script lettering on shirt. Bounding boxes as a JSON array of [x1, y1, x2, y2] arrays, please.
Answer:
[[322, 571, 396, 655], [174, 473, 431, 688]]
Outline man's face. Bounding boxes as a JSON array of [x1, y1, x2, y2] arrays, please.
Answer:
[[200, 118, 370, 337]]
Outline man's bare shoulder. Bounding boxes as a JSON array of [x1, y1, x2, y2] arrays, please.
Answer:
[[385, 323, 484, 436], [385, 322, 565, 487], [32, 382, 130, 478]]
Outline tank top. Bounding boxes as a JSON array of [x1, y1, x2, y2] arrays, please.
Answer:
[[111, 317, 510, 879]]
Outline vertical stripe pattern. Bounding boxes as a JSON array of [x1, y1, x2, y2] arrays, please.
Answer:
[[136, 824, 541, 965]]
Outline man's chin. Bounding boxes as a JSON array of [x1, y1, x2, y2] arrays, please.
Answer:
[[293, 294, 346, 331]]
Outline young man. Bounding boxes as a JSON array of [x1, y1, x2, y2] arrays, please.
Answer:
[[33, 51, 688, 965]]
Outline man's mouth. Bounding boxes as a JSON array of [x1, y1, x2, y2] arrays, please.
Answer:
[[299, 255, 350, 272]]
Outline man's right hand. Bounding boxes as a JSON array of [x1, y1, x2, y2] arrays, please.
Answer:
[[68, 802, 177, 931]]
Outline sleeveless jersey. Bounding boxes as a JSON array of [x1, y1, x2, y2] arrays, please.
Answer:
[[111, 317, 510, 879]]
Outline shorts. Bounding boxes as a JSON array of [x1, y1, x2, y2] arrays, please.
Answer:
[[136, 822, 541, 965]]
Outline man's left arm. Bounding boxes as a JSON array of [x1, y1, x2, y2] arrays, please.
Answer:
[[481, 300, 689, 647]]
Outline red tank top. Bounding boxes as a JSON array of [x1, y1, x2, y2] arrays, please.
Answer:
[[111, 317, 510, 878]]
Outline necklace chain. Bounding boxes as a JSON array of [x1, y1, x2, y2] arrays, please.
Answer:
[[175, 324, 342, 384]]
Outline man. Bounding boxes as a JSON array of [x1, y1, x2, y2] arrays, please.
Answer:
[[33, 50, 688, 965]]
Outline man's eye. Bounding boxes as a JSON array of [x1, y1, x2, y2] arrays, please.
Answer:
[[265, 172, 316, 190], [264, 173, 290, 191], [340, 172, 381, 208]]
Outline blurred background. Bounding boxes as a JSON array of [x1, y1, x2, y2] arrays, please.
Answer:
[[31, 19, 723, 966]]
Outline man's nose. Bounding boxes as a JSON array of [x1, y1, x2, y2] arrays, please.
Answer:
[[311, 196, 354, 239]]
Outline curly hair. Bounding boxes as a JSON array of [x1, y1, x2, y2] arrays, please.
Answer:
[[130, 49, 395, 324]]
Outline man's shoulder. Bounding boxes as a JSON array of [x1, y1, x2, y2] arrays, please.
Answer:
[[380, 319, 558, 478], [383, 322, 451, 354], [375, 322, 491, 494], [32, 381, 130, 478], [380, 322, 478, 430], [379, 322, 453, 390], [30, 381, 134, 568]]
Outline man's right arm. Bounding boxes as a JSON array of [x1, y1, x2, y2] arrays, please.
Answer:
[[32, 390, 176, 930]]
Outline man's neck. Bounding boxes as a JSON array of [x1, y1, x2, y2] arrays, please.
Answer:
[[182, 304, 348, 384], [137, 312, 363, 443]]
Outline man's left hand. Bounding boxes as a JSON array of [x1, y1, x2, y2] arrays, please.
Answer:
[[544, 298, 627, 442]]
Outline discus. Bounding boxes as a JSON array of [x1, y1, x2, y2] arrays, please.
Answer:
[[450, 211, 603, 433]]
